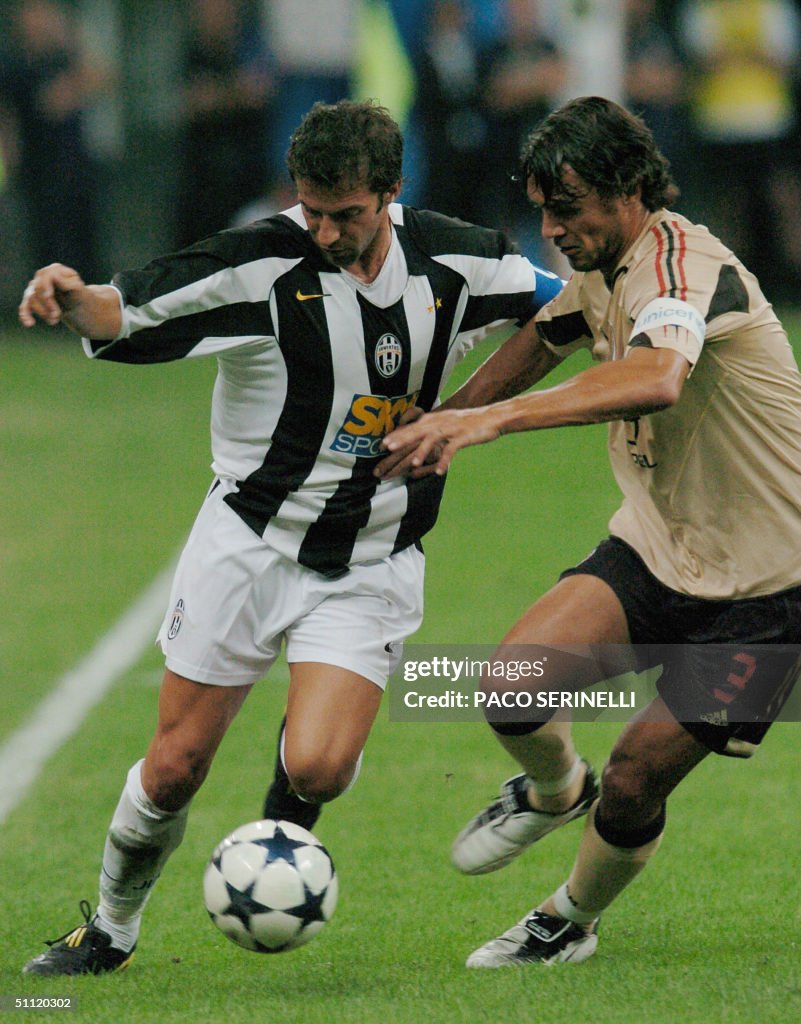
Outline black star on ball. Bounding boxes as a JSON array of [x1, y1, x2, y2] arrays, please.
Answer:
[[250, 825, 316, 867]]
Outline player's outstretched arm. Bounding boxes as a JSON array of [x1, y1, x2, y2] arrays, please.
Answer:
[[379, 347, 690, 478], [19, 263, 122, 339], [374, 318, 561, 479]]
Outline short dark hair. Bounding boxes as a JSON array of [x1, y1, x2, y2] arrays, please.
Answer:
[[519, 96, 679, 211], [286, 99, 403, 195]]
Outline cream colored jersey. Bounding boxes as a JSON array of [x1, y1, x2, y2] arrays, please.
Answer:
[[536, 209, 801, 598]]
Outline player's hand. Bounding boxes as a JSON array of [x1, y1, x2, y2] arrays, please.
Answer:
[[19, 263, 85, 328], [373, 406, 432, 478], [374, 405, 450, 479], [376, 407, 503, 479]]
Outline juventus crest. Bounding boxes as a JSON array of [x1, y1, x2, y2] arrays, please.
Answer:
[[374, 333, 403, 378]]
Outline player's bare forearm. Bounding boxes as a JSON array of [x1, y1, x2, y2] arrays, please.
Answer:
[[379, 348, 690, 478], [19, 264, 121, 339], [490, 347, 690, 432], [442, 319, 562, 411]]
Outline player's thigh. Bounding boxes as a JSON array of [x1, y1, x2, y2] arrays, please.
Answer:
[[283, 663, 383, 775], [493, 574, 634, 691], [504, 574, 631, 646]]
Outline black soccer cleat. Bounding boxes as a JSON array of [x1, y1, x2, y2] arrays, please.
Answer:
[[466, 909, 599, 968], [262, 716, 322, 832], [23, 901, 135, 976]]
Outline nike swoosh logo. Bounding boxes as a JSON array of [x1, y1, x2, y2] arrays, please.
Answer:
[[296, 289, 329, 301]]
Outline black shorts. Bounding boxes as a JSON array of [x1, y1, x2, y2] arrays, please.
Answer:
[[560, 537, 801, 756]]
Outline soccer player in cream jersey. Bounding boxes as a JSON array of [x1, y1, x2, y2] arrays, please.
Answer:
[[381, 96, 801, 967], [17, 99, 562, 975]]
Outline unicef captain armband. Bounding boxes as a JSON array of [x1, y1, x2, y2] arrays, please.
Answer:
[[630, 297, 706, 365]]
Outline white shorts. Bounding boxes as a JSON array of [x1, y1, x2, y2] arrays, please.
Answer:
[[157, 481, 425, 688]]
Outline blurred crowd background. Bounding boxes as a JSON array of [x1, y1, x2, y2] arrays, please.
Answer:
[[1, 0, 801, 315]]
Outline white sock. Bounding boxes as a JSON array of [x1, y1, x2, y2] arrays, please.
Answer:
[[528, 756, 583, 799], [94, 910, 140, 953], [97, 760, 189, 948], [551, 882, 601, 925]]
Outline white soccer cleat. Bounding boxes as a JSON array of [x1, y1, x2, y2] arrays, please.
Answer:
[[466, 909, 599, 968], [451, 761, 599, 875]]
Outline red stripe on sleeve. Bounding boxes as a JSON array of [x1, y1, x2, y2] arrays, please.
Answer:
[[671, 219, 688, 301], [650, 225, 667, 295]]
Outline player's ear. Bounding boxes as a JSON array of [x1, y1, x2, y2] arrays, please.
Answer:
[[622, 182, 643, 205]]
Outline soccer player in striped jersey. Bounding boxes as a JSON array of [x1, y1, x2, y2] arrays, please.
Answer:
[[18, 99, 562, 976], [381, 96, 801, 967]]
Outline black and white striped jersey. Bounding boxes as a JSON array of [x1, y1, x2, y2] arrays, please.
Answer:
[[83, 203, 563, 577]]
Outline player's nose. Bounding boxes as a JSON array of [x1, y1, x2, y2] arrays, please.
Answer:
[[540, 211, 566, 240], [317, 216, 341, 246]]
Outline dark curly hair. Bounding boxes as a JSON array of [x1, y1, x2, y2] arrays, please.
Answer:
[[519, 96, 679, 211], [286, 99, 403, 195]]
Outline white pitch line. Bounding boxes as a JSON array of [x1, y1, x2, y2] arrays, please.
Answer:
[[0, 563, 175, 825]]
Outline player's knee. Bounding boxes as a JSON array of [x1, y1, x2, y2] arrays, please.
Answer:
[[286, 754, 355, 804], [600, 755, 661, 823], [147, 746, 212, 810]]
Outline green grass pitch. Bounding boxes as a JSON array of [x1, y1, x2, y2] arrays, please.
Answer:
[[2, 319, 800, 1024]]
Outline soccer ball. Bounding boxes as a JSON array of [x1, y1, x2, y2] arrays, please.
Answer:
[[203, 819, 338, 953]]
